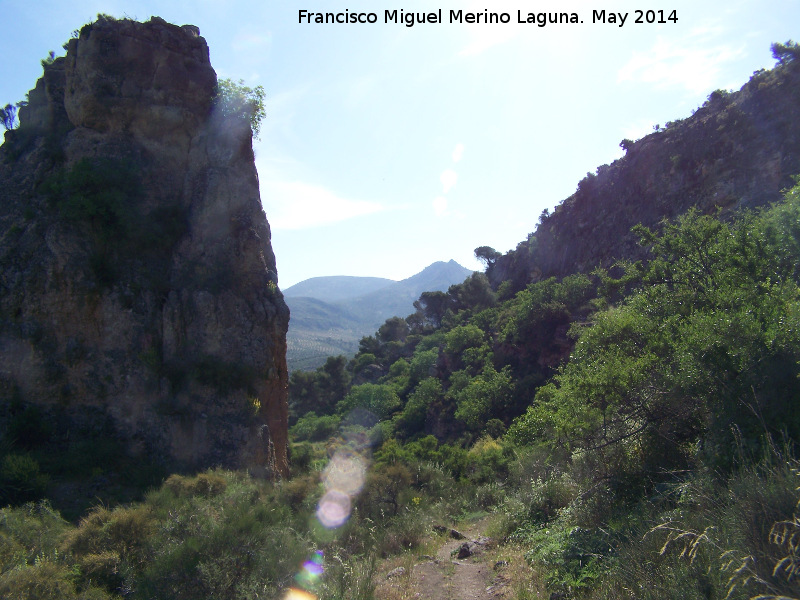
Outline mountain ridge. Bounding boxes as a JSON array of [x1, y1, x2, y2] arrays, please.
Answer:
[[283, 275, 394, 302], [286, 260, 472, 371], [487, 60, 800, 292]]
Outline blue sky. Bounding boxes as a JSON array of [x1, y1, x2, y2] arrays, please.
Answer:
[[2, 1, 799, 288]]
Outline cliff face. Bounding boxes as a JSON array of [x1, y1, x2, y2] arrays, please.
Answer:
[[488, 58, 800, 290], [0, 17, 290, 476]]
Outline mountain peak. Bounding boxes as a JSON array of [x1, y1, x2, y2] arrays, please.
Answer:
[[285, 260, 473, 370]]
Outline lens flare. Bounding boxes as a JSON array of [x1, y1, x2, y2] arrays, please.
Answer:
[[294, 550, 323, 589], [316, 489, 351, 528], [303, 553, 324, 577], [283, 588, 316, 600], [322, 451, 366, 496], [290, 417, 380, 597]]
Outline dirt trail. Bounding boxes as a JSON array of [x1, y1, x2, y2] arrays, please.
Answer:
[[376, 521, 513, 600]]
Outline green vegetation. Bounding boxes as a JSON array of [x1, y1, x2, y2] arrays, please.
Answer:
[[0, 103, 18, 131], [3, 184, 800, 598], [275, 181, 800, 598], [772, 39, 800, 65], [214, 78, 267, 139]]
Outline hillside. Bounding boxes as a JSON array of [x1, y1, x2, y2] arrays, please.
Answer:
[[286, 260, 472, 371], [487, 55, 800, 292]]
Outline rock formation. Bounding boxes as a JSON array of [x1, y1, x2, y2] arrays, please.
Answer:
[[488, 57, 800, 291], [0, 16, 290, 476]]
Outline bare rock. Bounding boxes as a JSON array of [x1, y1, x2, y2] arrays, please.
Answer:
[[456, 543, 472, 559], [0, 16, 289, 477], [386, 567, 406, 579]]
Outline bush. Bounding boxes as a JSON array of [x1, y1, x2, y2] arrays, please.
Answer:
[[162, 471, 228, 498], [589, 457, 800, 600], [357, 463, 413, 519], [291, 412, 341, 442], [214, 78, 266, 139], [0, 501, 70, 570], [0, 453, 49, 505], [337, 384, 401, 420], [0, 558, 114, 600], [465, 436, 514, 484]]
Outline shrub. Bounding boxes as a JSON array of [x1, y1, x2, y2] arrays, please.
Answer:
[[214, 78, 266, 139], [357, 463, 413, 519], [162, 472, 228, 498], [0, 558, 115, 600], [291, 412, 341, 442], [0, 453, 49, 505], [466, 436, 514, 484], [0, 501, 70, 569], [288, 441, 316, 474], [337, 384, 401, 420]]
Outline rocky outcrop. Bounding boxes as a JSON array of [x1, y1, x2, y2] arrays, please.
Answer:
[[0, 16, 289, 476], [488, 57, 800, 291]]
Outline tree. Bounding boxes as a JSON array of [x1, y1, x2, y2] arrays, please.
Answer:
[[448, 273, 496, 313], [1, 103, 17, 131], [509, 186, 800, 478], [319, 355, 350, 408], [412, 291, 450, 329], [288, 370, 322, 421], [377, 316, 409, 344], [395, 377, 442, 437], [337, 383, 401, 419], [452, 365, 513, 430], [771, 40, 800, 65], [214, 78, 267, 139], [475, 246, 501, 269]]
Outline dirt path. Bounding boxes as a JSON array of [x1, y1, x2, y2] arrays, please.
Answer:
[[376, 521, 513, 600]]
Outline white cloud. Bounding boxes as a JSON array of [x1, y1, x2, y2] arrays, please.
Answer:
[[452, 143, 465, 163], [262, 180, 384, 230], [440, 169, 458, 193], [433, 196, 448, 216], [617, 32, 744, 94]]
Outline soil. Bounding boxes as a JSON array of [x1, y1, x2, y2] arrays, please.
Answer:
[[375, 520, 516, 600]]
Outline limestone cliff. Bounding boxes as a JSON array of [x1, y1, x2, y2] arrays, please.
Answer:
[[0, 16, 290, 477], [488, 56, 800, 291]]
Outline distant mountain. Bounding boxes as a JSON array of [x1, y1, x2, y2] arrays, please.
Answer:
[[345, 260, 474, 327], [283, 276, 394, 302], [284, 297, 365, 372], [286, 260, 473, 371]]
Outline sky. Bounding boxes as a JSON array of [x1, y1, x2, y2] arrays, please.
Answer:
[[2, 1, 799, 289]]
